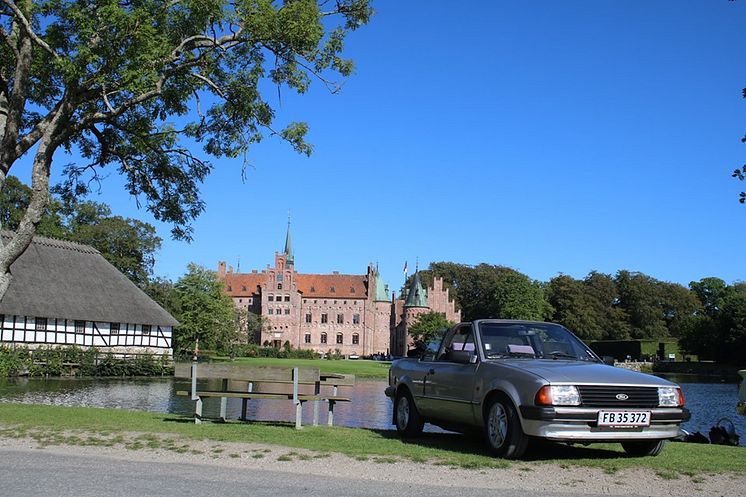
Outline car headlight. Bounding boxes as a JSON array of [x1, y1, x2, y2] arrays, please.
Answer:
[[535, 385, 581, 406], [658, 386, 684, 407]]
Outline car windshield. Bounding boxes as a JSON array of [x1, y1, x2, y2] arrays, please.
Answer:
[[479, 322, 599, 362]]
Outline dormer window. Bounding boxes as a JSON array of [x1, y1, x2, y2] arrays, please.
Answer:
[[227, 286, 232, 291], [310, 286, 316, 293], [330, 286, 336, 293], [350, 287, 356, 293], [242, 286, 247, 291]]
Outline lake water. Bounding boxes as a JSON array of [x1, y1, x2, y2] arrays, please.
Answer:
[[0, 375, 744, 445]]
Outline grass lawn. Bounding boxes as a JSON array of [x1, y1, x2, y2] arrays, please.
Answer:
[[0, 402, 744, 475], [207, 357, 391, 379]]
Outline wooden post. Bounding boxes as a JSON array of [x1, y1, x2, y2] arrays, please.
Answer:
[[195, 397, 203, 425], [241, 381, 253, 421], [327, 385, 338, 426], [313, 380, 320, 426], [219, 378, 228, 422], [293, 367, 302, 429]]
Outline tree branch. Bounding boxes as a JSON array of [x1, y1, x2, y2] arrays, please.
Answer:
[[0, 0, 57, 58]]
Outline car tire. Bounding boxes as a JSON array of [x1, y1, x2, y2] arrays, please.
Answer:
[[483, 395, 529, 459], [621, 440, 666, 457], [394, 389, 424, 438]]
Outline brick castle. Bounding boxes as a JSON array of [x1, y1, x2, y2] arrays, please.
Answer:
[[218, 224, 460, 356]]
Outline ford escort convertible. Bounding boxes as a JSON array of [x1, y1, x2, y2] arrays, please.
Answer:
[[385, 320, 690, 459]]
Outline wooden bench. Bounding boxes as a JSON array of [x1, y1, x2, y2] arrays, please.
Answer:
[[174, 362, 354, 429]]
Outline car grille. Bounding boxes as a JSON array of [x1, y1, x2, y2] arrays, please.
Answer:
[[577, 385, 659, 408]]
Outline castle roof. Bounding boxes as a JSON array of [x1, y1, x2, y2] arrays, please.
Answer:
[[222, 272, 264, 296], [283, 220, 294, 265], [404, 270, 428, 308], [0, 231, 177, 326], [296, 274, 367, 299]]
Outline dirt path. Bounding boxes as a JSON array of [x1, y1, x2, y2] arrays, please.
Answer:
[[0, 433, 743, 497]]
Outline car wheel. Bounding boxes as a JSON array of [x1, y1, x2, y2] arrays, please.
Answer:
[[483, 396, 529, 459], [394, 389, 424, 437], [621, 440, 665, 457]]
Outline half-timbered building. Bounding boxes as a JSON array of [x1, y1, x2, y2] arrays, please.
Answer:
[[0, 232, 177, 355]]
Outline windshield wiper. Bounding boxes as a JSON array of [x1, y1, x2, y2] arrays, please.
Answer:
[[545, 351, 577, 360], [486, 352, 534, 359]]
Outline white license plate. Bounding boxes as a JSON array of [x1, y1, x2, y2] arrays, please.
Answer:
[[597, 411, 650, 427]]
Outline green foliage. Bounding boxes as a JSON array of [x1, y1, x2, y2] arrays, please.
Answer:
[[418, 262, 552, 321], [408, 311, 453, 346], [0, 0, 372, 241], [0, 346, 171, 377], [172, 263, 240, 355], [231, 343, 318, 360], [0, 176, 162, 286]]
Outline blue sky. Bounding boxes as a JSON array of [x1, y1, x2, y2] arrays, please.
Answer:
[[17, 0, 746, 293]]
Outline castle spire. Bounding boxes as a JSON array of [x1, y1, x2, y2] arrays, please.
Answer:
[[284, 215, 294, 266], [404, 267, 428, 308]]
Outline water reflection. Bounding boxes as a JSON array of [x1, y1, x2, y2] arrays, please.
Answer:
[[0, 376, 743, 444]]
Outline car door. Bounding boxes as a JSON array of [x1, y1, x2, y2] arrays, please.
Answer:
[[420, 324, 479, 425]]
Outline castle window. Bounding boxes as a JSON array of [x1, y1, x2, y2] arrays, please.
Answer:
[[337, 314, 344, 324], [284, 308, 290, 315], [310, 286, 316, 293], [227, 286, 232, 291], [320, 333, 327, 344], [352, 333, 359, 345], [248, 298, 253, 304], [350, 287, 356, 293], [268, 309, 274, 315], [142, 325, 152, 335], [238, 298, 242, 303], [35, 317, 47, 331], [321, 313, 328, 324], [330, 286, 336, 293], [74, 320, 85, 333], [305, 314, 312, 323], [110, 323, 120, 335], [284, 296, 290, 302], [277, 283, 283, 290], [268, 295, 274, 302], [242, 286, 247, 291], [353, 314, 360, 325], [304, 333, 311, 344], [336, 333, 343, 344]]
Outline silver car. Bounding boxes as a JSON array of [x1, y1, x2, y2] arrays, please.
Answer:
[[385, 320, 690, 459]]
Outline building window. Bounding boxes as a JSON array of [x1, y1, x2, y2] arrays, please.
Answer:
[[277, 283, 283, 290], [320, 333, 327, 344], [268, 309, 274, 315], [110, 323, 120, 335], [305, 314, 312, 323], [284, 296, 290, 302], [74, 320, 85, 333], [310, 286, 316, 293], [321, 313, 328, 324], [142, 325, 152, 335], [35, 317, 47, 331], [350, 287, 356, 293], [304, 333, 311, 344], [227, 286, 232, 291], [352, 333, 359, 345], [353, 314, 360, 324], [248, 298, 253, 304], [330, 286, 336, 293], [284, 308, 290, 315], [241, 286, 247, 291], [337, 314, 344, 324], [336, 333, 343, 344], [268, 295, 274, 302]]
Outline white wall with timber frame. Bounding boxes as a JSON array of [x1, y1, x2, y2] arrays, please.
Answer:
[[0, 314, 172, 352]]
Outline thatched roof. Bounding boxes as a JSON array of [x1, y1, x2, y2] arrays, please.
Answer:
[[0, 232, 178, 326]]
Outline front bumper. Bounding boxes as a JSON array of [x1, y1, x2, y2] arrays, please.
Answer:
[[519, 406, 690, 441]]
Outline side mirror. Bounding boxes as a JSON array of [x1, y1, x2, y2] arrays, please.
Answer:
[[450, 349, 477, 364]]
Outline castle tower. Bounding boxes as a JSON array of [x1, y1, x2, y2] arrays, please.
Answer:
[[284, 218, 294, 267]]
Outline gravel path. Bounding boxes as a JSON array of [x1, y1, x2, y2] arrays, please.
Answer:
[[0, 434, 743, 497]]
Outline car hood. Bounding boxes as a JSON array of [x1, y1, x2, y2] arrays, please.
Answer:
[[497, 359, 675, 386]]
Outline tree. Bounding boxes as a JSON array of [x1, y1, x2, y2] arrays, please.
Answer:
[[0, 0, 372, 299], [172, 263, 238, 355], [491, 267, 553, 321], [408, 311, 453, 347], [0, 175, 161, 285]]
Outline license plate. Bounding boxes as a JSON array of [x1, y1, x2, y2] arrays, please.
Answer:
[[597, 411, 650, 427]]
